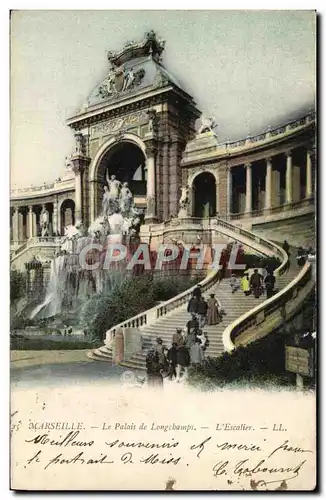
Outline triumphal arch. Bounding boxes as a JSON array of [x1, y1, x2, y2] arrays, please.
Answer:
[[66, 30, 201, 228]]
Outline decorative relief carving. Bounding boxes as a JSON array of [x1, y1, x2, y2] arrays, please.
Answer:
[[146, 109, 159, 134], [153, 68, 169, 88], [145, 141, 157, 157], [97, 67, 145, 99], [90, 110, 148, 138]]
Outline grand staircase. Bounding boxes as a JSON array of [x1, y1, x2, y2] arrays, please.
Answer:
[[88, 263, 299, 370], [88, 215, 314, 370]]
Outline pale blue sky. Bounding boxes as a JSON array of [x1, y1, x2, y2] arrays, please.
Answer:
[[11, 10, 316, 187]]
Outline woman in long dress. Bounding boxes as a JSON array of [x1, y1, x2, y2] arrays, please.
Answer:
[[207, 293, 220, 325]]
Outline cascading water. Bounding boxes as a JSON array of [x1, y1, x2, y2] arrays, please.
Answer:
[[30, 178, 142, 321], [30, 254, 67, 319]]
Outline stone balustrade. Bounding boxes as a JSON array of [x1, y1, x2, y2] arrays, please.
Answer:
[[223, 261, 313, 352]]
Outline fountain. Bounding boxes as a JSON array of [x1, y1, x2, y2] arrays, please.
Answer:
[[30, 177, 142, 321]]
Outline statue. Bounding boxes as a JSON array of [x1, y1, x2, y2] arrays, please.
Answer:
[[119, 182, 133, 217], [40, 206, 49, 237], [178, 186, 190, 218], [74, 133, 85, 155], [198, 116, 218, 134], [106, 73, 116, 95], [102, 185, 111, 216], [123, 68, 135, 91], [105, 173, 121, 214], [147, 109, 158, 133]]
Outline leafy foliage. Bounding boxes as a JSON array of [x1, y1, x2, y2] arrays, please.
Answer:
[[188, 330, 315, 390], [10, 336, 102, 351], [10, 268, 26, 302], [80, 275, 197, 340]]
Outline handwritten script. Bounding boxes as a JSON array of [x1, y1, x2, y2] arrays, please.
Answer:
[[21, 429, 313, 487]]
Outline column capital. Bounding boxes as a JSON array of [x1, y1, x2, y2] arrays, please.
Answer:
[[266, 156, 273, 164], [145, 140, 157, 158], [28, 205, 33, 212], [13, 205, 19, 214], [71, 156, 91, 174], [307, 146, 316, 158], [244, 162, 252, 168], [285, 150, 292, 158]]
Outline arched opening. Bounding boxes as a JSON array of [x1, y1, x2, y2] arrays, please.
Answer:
[[60, 199, 75, 234], [193, 172, 216, 218], [94, 141, 146, 219]]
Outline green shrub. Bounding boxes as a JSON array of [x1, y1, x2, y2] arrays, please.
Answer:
[[10, 268, 26, 302], [10, 336, 101, 350], [80, 275, 196, 340], [188, 332, 300, 389]]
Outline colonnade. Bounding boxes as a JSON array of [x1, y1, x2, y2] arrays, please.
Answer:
[[10, 199, 75, 243], [228, 147, 314, 216]]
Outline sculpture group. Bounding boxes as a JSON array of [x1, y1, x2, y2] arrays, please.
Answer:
[[102, 173, 134, 218]]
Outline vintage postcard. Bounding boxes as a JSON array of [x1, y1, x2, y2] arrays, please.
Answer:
[[10, 10, 316, 491]]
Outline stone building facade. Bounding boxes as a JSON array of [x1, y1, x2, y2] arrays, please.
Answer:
[[10, 30, 316, 249]]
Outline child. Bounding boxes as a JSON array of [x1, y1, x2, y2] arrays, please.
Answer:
[[230, 274, 240, 294]]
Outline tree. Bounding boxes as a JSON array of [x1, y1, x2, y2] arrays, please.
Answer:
[[10, 268, 25, 302]]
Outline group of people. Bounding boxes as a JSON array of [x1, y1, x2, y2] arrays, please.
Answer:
[[146, 285, 226, 386], [230, 268, 276, 299], [282, 240, 315, 268], [187, 285, 225, 327]]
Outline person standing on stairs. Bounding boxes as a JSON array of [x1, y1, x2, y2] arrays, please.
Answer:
[[145, 349, 163, 388], [190, 337, 204, 368], [296, 247, 307, 267], [264, 270, 276, 298], [176, 340, 190, 382], [230, 274, 240, 294], [241, 275, 251, 296], [155, 337, 166, 369], [187, 295, 199, 316], [282, 240, 290, 256], [207, 293, 220, 325], [249, 269, 263, 298], [186, 313, 199, 335], [197, 296, 208, 329], [193, 285, 202, 299], [172, 328, 184, 348], [166, 342, 178, 380]]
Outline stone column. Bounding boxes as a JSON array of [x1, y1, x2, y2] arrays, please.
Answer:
[[227, 167, 232, 217], [12, 206, 19, 242], [18, 210, 24, 241], [285, 151, 293, 204], [265, 157, 272, 210], [215, 170, 220, 214], [71, 134, 90, 223], [52, 201, 58, 235], [28, 205, 33, 238], [306, 149, 313, 198], [145, 142, 157, 222], [245, 162, 252, 214]]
